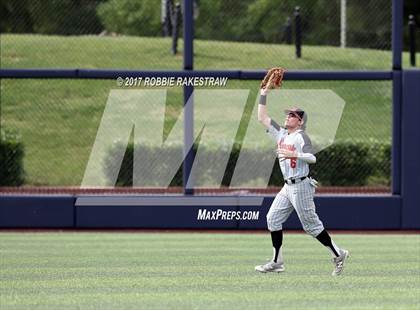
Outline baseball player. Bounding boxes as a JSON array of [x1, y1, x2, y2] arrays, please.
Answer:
[[255, 68, 349, 276]]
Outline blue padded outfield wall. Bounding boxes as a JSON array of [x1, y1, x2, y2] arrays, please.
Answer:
[[401, 70, 420, 229], [0, 195, 403, 229]]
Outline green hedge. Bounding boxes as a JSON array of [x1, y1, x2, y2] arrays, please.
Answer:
[[105, 141, 390, 187], [0, 129, 24, 186], [302, 142, 390, 186]]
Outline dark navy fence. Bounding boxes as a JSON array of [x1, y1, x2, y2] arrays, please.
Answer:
[[0, 69, 393, 80], [1, 0, 419, 229], [0, 195, 403, 229]]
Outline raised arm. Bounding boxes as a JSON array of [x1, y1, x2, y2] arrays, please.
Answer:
[[257, 89, 272, 129]]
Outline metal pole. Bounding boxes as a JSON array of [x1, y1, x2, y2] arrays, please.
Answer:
[[294, 6, 302, 58], [391, 0, 403, 195], [392, 0, 403, 70], [161, 0, 166, 36], [340, 0, 346, 48], [163, 0, 173, 37], [172, 3, 181, 54], [408, 15, 416, 67], [183, 0, 194, 195]]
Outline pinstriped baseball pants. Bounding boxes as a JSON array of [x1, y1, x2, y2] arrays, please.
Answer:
[[266, 178, 324, 237]]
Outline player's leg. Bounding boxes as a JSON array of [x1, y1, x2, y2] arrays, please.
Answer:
[[255, 188, 293, 273], [289, 179, 325, 237], [316, 229, 341, 257], [270, 229, 283, 263], [266, 189, 294, 263], [315, 229, 349, 276], [290, 179, 349, 275]]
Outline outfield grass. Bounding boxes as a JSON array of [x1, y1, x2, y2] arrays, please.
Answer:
[[1, 232, 419, 309], [1, 34, 419, 69], [1, 34, 414, 185]]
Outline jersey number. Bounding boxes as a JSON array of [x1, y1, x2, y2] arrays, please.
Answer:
[[290, 158, 297, 168]]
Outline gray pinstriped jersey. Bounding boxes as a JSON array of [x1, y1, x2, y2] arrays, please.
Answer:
[[266, 125, 314, 180]]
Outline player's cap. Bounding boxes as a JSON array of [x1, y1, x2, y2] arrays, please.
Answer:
[[284, 107, 305, 120]]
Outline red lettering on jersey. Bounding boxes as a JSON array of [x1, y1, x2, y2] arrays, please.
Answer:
[[277, 139, 297, 168], [278, 140, 296, 152]]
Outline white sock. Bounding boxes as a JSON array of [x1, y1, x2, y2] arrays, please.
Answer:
[[272, 246, 283, 263], [328, 240, 341, 257]]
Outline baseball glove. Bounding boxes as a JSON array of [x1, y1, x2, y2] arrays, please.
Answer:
[[260, 67, 286, 90]]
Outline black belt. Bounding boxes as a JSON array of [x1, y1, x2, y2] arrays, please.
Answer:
[[284, 176, 307, 185]]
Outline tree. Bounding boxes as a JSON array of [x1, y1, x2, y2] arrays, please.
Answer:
[[97, 0, 161, 36], [0, 0, 104, 35]]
